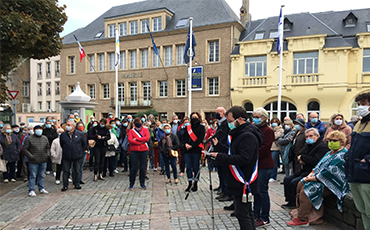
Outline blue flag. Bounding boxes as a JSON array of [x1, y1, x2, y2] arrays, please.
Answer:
[[277, 7, 283, 54], [147, 24, 158, 56], [184, 26, 196, 64]]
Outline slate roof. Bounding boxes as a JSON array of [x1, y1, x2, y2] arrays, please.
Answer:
[[238, 8, 370, 53], [63, 0, 241, 45]]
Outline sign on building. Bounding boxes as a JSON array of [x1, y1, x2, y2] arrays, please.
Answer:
[[191, 66, 203, 91]]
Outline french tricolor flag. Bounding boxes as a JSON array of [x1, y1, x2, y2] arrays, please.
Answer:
[[73, 34, 86, 62]]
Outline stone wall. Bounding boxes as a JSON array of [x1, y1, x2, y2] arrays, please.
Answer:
[[324, 193, 364, 230]]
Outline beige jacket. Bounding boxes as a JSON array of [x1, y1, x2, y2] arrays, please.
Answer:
[[271, 125, 284, 151], [50, 136, 62, 164], [106, 132, 119, 157]]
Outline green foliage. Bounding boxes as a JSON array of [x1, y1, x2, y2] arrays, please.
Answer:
[[134, 108, 159, 118], [0, 0, 67, 103]]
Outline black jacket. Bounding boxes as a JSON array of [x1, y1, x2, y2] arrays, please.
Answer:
[[43, 127, 58, 145], [159, 133, 180, 158], [213, 117, 229, 153], [23, 134, 50, 164], [0, 133, 21, 162], [87, 126, 110, 148], [60, 130, 87, 161], [296, 139, 329, 177], [182, 122, 205, 154], [215, 122, 263, 196]]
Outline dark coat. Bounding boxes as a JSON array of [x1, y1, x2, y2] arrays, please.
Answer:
[[0, 133, 21, 162], [215, 122, 263, 196], [42, 127, 58, 145], [290, 128, 307, 172], [182, 122, 205, 154], [23, 134, 50, 164], [87, 126, 110, 148], [296, 139, 329, 177], [60, 130, 87, 161], [213, 117, 229, 153], [257, 123, 275, 169], [159, 133, 180, 158]]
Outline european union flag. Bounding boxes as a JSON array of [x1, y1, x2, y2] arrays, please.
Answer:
[[147, 24, 158, 55], [184, 26, 196, 64]]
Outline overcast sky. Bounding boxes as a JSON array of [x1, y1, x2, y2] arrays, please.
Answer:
[[59, 0, 369, 37]]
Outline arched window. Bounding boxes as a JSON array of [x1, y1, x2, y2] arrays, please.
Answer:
[[243, 102, 254, 122], [351, 101, 358, 116], [263, 101, 297, 120], [307, 101, 320, 118]]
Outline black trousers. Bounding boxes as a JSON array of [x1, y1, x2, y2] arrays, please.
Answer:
[[56, 163, 63, 180], [62, 159, 81, 188], [179, 148, 186, 173], [234, 195, 256, 230], [93, 147, 106, 175], [284, 174, 304, 204], [103, 156, 114, 177]]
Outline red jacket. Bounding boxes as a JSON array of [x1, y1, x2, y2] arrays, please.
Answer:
[[206, 127, 216, 140], [128, 127, 150, 152], [257, 123, 275, 169]]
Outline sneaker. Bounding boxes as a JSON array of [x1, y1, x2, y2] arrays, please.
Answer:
[[10, 179, 16, 182], [55, 180, 61, 185], [45, 171, 51, 175], [281, 203, 296, 209], [269, 178, 276, 183], [40, 189, 49, 194], [53, 172, 56, 177], [140, 184, 147, 190], [128, 185, 134, 190], [3, 179, 9, 183], [287, 218, 309, 227], [29, 190, 36, 197], [23, 177, 28, 182], [154, 167, 157, 171], [179, 172, 184, 177], [113, 169, 119, 174], [68, 179, 72, 183], [255, 219, 270, 227]]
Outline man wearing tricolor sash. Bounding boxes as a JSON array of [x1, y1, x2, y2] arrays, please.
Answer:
[[211, 106, 263, 230]]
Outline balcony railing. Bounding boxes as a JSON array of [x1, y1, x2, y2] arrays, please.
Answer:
[[110, 97, 152, 107], [288, 73, 322, 84], [242, 76, 268, 86]]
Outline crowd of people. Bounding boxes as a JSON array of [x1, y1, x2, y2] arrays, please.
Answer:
[[1, 92, 370, 230]]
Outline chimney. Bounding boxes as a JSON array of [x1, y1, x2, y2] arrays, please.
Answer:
[[240, 0, 251, 27]]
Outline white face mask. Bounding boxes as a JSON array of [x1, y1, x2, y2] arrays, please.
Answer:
[[334, 120, 342, 126], [173, 120, 178, 124], [358, 106, 370, 118], [284, 125, 291, 130]]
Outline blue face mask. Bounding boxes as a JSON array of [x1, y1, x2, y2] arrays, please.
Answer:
[[46, 124, 51, 129], [75, 116, 79, 119], [123, 123, 128, 127], [184, 123, 190, 126], [306, 138, 315, 144], [93, 124, 97, 127], [112, 124, 116, 128], [58, 132, 62, 136], [128, 118, 133, 122], [69, 119, 74, 122], [271, 123, 278, 127], [228, 122, 236, 130], [0, 124, 3, 128], [295, 125, 301, 130], [35, 130, 43, 136], [109, 115, 113, 119], [6, 129, 12, 134], [253, 118, 262, 125], [100, 124, 105, 128], [165, 129, 171, 134], [52, 119, 56, 123], [311, 118, 318, 123], [141, 118, 146, 122]]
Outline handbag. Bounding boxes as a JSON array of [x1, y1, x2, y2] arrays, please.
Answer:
[[107, 144, 116, 151], [88, 139, 96, 148], [170, 149, 178, 158], [0, 159, 7, 173]]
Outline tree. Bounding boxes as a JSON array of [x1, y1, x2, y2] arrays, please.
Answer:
[[134, 108, 159, 118], [0, 0, 67, 103]]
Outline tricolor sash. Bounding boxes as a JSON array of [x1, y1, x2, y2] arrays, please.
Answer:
[[227, 135, 258, 202], [187, 125, 205, 157], [132, 128, 149, 151]]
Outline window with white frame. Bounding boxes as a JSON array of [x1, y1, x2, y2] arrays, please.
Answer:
[[69, 85, 75, 94], [143, 82, 151, 104], [108, 24, 115, 38], [38, 63, 42, 78], [307, 101, 320, 118], [264, 101, 297, 120], [141, 49, 148, 68], [47, 101, 51, 110], [119, 22, 127, 36], [55, 61, 60, 76], [164, 46, 173, 66], [208, 77, 219, 96], [98, 53, 105, 71], [46, 82, 51, 95], [108, 52, 115, 70], [38, 83, 42, 96], [130, 82, 137, 105], [176, 79, 186, 97], [38, 101, 42, 110], [55, 82, 60, 95], [153, 17, 162, 31], [245, 56, 267, 77], [351, 101, 359, 116], [89, 84, 95, 99], [255, 32, 264, 40], [363, 49, 370, 72], [89, 54, 95, 72], [118, 83, 124, 105], [102, 84, 109, 99], [141, 19, 149, 33], [208, 40, 219, 62], [293, 52, 318, 74], [22, 82, 29, 97], [120, 51, 126, 69], [130, 50, 137, 69], [69, 57, 75, 74], [46, 62, 51, 77], [152, 47, 161, 67], [130, 21, 138, 35], [159, 81, 167, 97], [243, 102, 254, 121], [177, 45, 185, 65]]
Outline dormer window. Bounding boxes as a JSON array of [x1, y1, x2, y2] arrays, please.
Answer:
[[255, 32, 264, 40], [94, 32, 103, 38], [367, 24, 370, 32], [269, 30, 278, 38], [108, 24, 115, 38], [284, 17, 293, 31], [141, 19, 149, 33], [176, 18, 189, 28], [343, 12, 358, 27], [152, 17, 162, 32]]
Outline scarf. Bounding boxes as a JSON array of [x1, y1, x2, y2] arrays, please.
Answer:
[[302, 148, 349, 212], [4, 133, 12, 147], [162, 133, 173, 150]]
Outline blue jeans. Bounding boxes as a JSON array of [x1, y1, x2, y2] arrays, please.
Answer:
[[163, 156, 177, 179], [159, 152, 165, 170], [129, 151, 148, 186], [254, 168, 272, 222], [270, 151, 280, 180], [28, 163, 46, 192], [184, 152, 201, 181], [119, 148, 128, 170]]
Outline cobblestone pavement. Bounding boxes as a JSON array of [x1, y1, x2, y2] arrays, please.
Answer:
[[0, 166, 340, 230]]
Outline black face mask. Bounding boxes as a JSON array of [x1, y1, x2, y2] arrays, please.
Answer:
[[215, 113, 221, 120], [191, 118, 199, 125]]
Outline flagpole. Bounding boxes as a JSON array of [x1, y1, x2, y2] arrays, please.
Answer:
[[277, 6, 284, 120], [115, 27, 119, 118], [188, 18, 193, 117]]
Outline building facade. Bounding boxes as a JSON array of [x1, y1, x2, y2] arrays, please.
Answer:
[[61, 0, 244, 121], [231, 9, 370, 122]]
